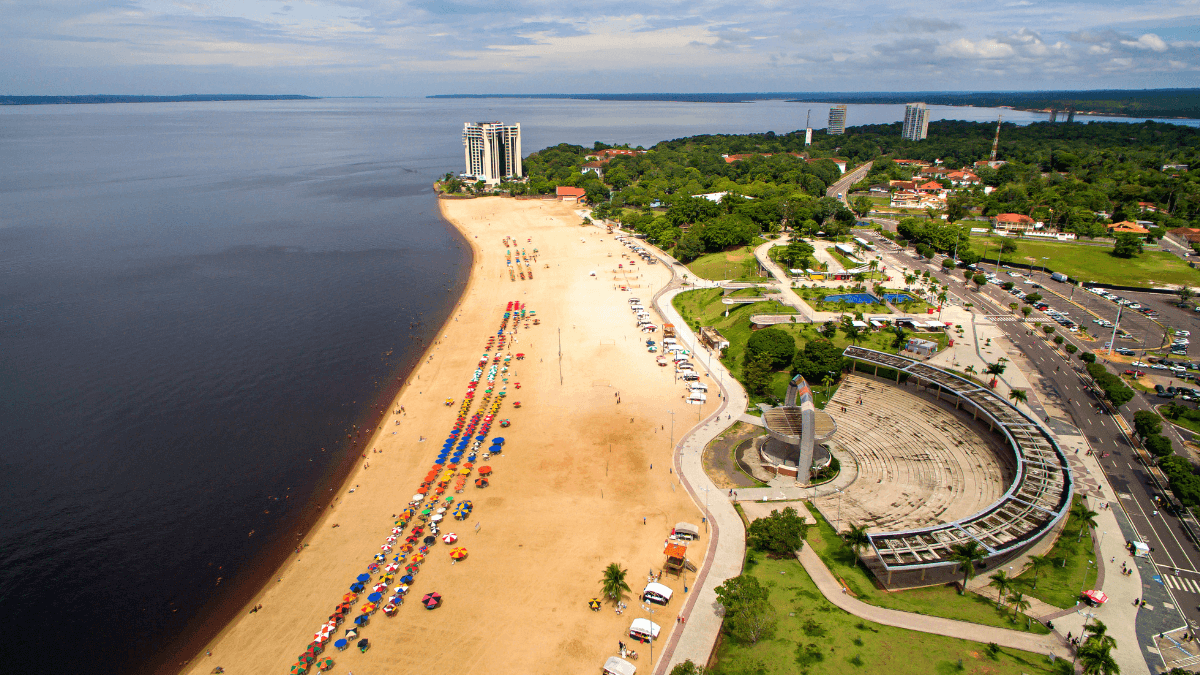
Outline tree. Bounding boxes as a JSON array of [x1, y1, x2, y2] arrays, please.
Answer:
[[988, 570, 1012, 608], [1009, 302, 1018, 313], [600, 563, 631, 602], [745, 328, 797, 369], [670, 660, 709, 675], [1080, 351, 1096, 364], [972, 273, 987, 289], [1000, 238, 1019, 254], [1065, 343, 1078, 354], [1021, 306, 1032, 318], [985, 361, 1007, 385], [1180, 286, 1194, 308], [1085, 620, 1117, 651], [1133, 410, 1163, 440], [748, 507, 809, 555], [1146, 434, 1175, 458], [793, 338, 846, 385], [851, 196, 873, 218], [1112, 232, 1143, 258], [845, 523, 870, 569], [820, 321, 837, 339], [949, 541, 984, 593], [674, 231, 705, 262], [1024, 554, 1052, 590], [743, 352, 775, 395], [780, 239, 816, 269], [1079, 633, 1120, 675], [714, 574, 776, 644], [1024, 292, 1043, 305], [1008, 592, 1032, 628], [1072, 501, 1099, 543], [1008, 389, 1028, 405]]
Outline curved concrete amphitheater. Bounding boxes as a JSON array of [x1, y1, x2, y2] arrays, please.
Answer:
[[824, 347, 1073, 589]]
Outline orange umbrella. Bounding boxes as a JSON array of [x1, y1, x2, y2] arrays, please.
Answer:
[[450, 547, 468, 560], [478, 466, 492, 476], [416, 486, 428, 494]]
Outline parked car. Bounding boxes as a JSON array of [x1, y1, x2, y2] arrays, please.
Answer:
[[1132, 361, 1149, 367], [1125, 369, 1146, 377]]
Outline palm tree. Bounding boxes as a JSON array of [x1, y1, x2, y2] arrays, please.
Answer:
[[988, 570, 1012, 608], [985, 361, 1006, 386], [937, 291, 949, 320], [1008, 389, 1028, 406], [1180, 286, 1193, 308], [949, 541, 984, 594], [1023, 554, 1052, 589], [1072, 501, 1100, 543], [600, 563, 631, 603], [1084, 620, 1117, 651], [845, 523, 870, 569], [821, 373, 836, 397], [965, 364, 977, 376], [1078, 640, 1120, 675], [1008, 591, 1032, 628]]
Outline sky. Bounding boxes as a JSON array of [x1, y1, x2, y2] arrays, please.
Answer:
[[3, 0, 1199, 95]]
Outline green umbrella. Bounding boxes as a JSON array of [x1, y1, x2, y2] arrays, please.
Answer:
[[289, 664, 308, 675], [317, 658, 334, 671], [298, 654, 315, 665]]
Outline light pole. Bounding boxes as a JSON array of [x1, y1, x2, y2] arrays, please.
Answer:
[[1072, 609, 1096, 668], [835, 487, 845, 532], [642, 602, 657, 668], [668, 410, 675, 453], [701, 485, 711, 533], [1108, 304, 1123, 356]]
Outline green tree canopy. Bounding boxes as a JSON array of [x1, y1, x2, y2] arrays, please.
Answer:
[[1113, 232, 1144, 258], [747, 506, 809, 555], [794, 338, 846, 384], [746, 328, 797, 369]]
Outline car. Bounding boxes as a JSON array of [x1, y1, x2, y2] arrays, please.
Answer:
[[1125, 369, 1146, 377], [1069, 326, 1080, 333], [1132, 361, 1149, 367], [1129, 303, 1142, 310], [1178, 330, 1192, 337], [1152, 363, 1170, 370], [1117, 348, 1136, 356]]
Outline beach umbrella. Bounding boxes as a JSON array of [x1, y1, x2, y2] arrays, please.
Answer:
[[357, 638, 370, 652], [367, 592, 382, 603], [384, 563, 399, 573], [416, 486, 428, 494], [410, 553, 426, 564], [290, 664, 307, 675], [450, 547, 468, 560], [442, 533, 458, 544], [350, 583, 365, 593], [356, 573, 370, 583], [360, 602, 376, 613], [317, 658, 335, 672], [367, 563, 380, 573], [333, 639, 348, 651], [478, 466, 492, 476], [400, 574, 414, 584], [380, 544, 393, 552], [588, 598, 601, 611], [345, 629, 358, 640], [342, 593, 357, 603], [411, 494, 423, 502], [372, 582, 387, 592], [431, 514, 444, 523], [298, 654, 316, 665], [400, 544, 414, 553], [373, 553, 386, 562], [406, 564, 420, 574], [354, 615, 369, 625], [423, 535, 437, 545], [492, 437, 504, 445], [422, 592, 442, 610], [395, 584, 409, 595], [475, 478, 489, 488]]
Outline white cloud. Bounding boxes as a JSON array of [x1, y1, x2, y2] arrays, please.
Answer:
[[1121, 33, 1169, 52]]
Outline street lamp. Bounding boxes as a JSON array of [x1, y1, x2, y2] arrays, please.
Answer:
[[642, 602, 658, 668], [1072, 609, 1096, 668], [668, 410, 675, 453]]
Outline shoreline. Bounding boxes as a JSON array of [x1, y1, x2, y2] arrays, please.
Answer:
[[166, 209, 479, 675], [177, 196, 713, 675]]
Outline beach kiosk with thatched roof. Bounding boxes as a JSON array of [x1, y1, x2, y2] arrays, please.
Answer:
[[663, 542, 687, 575], [603, 656, 637, 675]]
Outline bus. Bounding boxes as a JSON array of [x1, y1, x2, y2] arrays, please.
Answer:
[[853, 237, 875, 251]]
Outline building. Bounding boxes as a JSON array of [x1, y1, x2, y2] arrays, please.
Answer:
[[828, 105, 847, 136], [1108, 221, 1150, 236], [992, 213, 1035, 232], [1137, 201, 1160, 213], [901, 103, 930, 141], [556, 186, 587, 202], [462, 121, 522, 184], [892, 159, 930, 168], [580, 161, 605, 179], [699, 327, 730, 351], [946, 170, 980, 186], [1164, 163, 1189, 173], [904, 338, 939, 358]]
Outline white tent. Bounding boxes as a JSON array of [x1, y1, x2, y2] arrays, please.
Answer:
[[603, 656, 637, 675], [643, 582, 674, 604], [629, 618, 661, 639]]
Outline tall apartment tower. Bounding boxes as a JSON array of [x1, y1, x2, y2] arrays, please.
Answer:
[[901, 102, 929, 141], [828, 105, 847, 135], [462, 121, 522, 183]]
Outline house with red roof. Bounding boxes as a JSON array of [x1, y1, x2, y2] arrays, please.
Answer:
[[580, 161, 606, 179], [946, 170, 980, 186], [1137, 201, 1160, 213], [992, 213, 1035, 232], [556, 186, 587, 202], [1107, 221, 1150, 235]]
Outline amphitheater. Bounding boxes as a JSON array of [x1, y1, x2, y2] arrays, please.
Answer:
[[809, 347, 1072, 589]]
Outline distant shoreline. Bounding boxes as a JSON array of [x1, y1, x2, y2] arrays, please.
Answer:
[[0, 94, 318, 106]]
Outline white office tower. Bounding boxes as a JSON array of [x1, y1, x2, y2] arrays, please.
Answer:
[[462, 121, 522, 183], [901, 103, 929, 141], [805, 128, 812, 146], [827, 105, 847, 135]]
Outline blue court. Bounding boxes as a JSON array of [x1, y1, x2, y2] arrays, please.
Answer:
[[823, 293, 880, 304], [881, 293, 913, 303]]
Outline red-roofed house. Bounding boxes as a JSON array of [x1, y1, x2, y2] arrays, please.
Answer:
[[1108, 221, 1150, 235], [1137, 201, 1160, 213], [920, 166, 949, 178], [556, 186, 587, 202], [992, 213, 1035, 232], [915, 181, 945, 195], [594, 148, 643, 158], [889, 180, 918, 190], [580, 161, 605, 179], [947, 170, 980, 186]]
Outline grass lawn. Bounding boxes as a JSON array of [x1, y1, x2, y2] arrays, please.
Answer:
[[805, 506, 1050, 634], [972, 236, 1200, 287], [826, 246, 883, 280], [710, 555, 1061, 675], [671, 289, 927, 407], [685, 239, 767, 281], [1007, 497, 1099, 609], [731, 287, 765, 298]]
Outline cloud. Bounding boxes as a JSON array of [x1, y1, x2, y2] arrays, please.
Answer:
[[888, 17, 962, 34], [1121, 33, 1168, 52]]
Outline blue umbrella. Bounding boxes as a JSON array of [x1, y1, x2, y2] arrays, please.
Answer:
[[467, 454, 477, 462], [354, 615, 369, 625], [350, 583, 365, 592], [367, 592, 382, 602], [400, 574, 414, 584], [476, 435, 487, 441], [492, 437, 505, 444], [334, 639, 348, 651], [356, 574, 370, 583]]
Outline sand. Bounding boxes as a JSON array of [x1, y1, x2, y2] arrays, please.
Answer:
[[181, 197, 715, 675]]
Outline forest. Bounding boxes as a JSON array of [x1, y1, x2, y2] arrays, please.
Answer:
[[507, 119, 1200, 261]]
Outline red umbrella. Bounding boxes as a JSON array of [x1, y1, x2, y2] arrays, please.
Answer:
[[478, 466, 492, 476], [421, 592, 442, 610]]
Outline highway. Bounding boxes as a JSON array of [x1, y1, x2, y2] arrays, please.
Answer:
[[828, 161, 871, 205], [862, 230, 1200, 633]]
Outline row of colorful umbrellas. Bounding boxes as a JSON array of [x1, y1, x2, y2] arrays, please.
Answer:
[[290, 300, 528, 672]]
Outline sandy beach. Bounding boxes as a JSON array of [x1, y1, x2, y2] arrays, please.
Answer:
[[182, 196, 716, 674]]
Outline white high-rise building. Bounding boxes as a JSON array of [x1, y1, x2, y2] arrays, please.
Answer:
[[827, 105, 847, 136], [462, 121, 522, 183], [901, 103, 929, 141]]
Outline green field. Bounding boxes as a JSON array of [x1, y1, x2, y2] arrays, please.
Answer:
[[709, 554, 1061, 675], [971, 236, 1200, 287], [1007, 497, 1100, 609], [685, 239, 767, 281], [805, 506, 1049, 634]]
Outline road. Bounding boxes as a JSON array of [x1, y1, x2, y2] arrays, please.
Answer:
[[828, 161, 871, 205], [861, 229, 1200, 634]]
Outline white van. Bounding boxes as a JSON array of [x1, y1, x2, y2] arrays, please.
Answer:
[[642, 582, 673, 606], [629, 618, 661, 643], [688, 382, 708, 393], [680, 372, 699, 381], [686, 393, 707, 404]]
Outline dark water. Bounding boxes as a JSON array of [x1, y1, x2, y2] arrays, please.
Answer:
[[0, 97, 1188, 675]]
